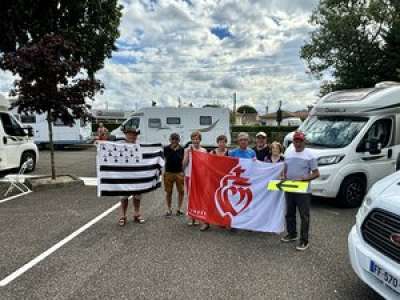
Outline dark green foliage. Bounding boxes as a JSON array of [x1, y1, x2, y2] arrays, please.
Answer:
[[1, 35, 103, 124], [237, 105, 257, 114], [0, 0, 122, 78], [301, 0, 400, 95]]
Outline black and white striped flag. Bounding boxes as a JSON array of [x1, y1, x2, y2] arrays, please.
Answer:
[[97, 142, 164, 197]]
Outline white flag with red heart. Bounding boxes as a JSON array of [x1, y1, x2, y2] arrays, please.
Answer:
[[188, 151, 285, 233]]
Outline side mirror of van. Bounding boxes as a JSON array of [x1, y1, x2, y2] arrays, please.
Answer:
[[367, 139, 382, 155], [25, 126, 34, 137]]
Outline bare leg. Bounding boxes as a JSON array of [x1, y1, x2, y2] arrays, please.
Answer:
[[165, 192, 172, 212], [120, 198, 128, 217], [133, 195, 141, 216], [178, 191, 184, 212]]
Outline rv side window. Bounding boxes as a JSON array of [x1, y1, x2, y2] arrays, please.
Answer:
[[166, 117, 181, 125], [149, 118, 161, 129], [20, 114, 36, 123], [200, 116, 212, 125], [125, 118, 140, 129], [0, 113, 26, 136], [357, 119, 392, 152]]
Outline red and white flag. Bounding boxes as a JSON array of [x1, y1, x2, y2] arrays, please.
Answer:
[[188, 151, 286, 233]]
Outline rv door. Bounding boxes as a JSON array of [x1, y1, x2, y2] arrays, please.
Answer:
[[356, 117, 396, 187], [0, 112, 28, 168]]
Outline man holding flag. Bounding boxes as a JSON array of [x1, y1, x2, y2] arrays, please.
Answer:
[[280, 131, 320, 251]]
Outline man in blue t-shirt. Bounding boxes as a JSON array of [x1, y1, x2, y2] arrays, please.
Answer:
[[280, 131, 319, 251], [228, 132, 256, 159]]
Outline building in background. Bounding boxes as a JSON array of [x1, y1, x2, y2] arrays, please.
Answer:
[[258, 110, 309, 126], [91, 109, 130, 125]]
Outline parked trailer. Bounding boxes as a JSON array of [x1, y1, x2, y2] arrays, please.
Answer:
[[111, 107, 231, 147], [16, 112, 93, 148]]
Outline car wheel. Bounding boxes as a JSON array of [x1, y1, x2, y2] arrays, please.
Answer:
[[338, 176, 366, 208], [20, 151, 36, 173]]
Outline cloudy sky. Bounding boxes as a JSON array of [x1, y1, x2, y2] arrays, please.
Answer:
[[1, 0, 321, 113]]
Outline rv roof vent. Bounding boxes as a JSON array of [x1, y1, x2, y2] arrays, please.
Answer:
[[375, 81, 400, 88]]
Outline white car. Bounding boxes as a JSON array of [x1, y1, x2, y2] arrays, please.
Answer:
[[348, 171, 400, 299]]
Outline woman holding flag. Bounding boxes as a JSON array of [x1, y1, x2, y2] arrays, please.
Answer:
[[183, 131, 207, 227]]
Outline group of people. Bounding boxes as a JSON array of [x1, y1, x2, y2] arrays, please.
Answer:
[[116, 126, 319, 252]]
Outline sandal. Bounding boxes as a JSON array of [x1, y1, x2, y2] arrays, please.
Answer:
[[133, 215, 145, 224], [119, 216, 127, 227], [176, 210, 184, 217], [200, 224, 210, 231]]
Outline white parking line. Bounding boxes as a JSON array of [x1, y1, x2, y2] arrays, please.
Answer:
[[0, 202, 120, 287], [0, 191, 32, 204]]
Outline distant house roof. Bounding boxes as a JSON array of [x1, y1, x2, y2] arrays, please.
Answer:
[[258, 110, 309, 120]]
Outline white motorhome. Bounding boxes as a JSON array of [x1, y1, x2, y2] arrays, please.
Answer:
[[284, 82, 400, 207], [0, 95, 38, 172], [111, 107, 231, 147], [16, 112, 92, 148]]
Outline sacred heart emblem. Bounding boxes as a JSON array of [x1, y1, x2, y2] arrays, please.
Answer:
[[214, 165, 253, 218]]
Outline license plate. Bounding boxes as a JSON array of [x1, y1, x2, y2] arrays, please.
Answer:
[[369, 260, 400, 295]]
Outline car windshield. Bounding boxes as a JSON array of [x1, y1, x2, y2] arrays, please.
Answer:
[[302, 116, 368, 148]]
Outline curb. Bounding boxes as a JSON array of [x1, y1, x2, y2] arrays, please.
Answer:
[[25, 174, 84, 192]]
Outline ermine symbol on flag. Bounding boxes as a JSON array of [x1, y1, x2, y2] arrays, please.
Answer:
[[215, 164, 253, 219]]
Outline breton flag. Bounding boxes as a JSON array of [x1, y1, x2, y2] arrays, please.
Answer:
[[188, 151, 286, 233], [96, 142, 164, 197]]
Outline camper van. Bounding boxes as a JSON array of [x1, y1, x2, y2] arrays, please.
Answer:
[[284, 82, 400, 207], [111, 107, 231, 147], [0, 96, 38, 173], [17, 112, 93, 148]]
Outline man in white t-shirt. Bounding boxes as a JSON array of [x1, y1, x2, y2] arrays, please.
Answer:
[[280, 131, 320, 251]]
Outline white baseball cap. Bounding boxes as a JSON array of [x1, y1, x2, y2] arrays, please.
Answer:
[[256, 131, 267, 138]]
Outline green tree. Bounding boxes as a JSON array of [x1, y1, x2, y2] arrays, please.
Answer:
[[301, 0, 400, 95], [381, 15, 400, 81], [0, 0, 122, 179], [0, 0, 122, 78], [237, 105, 257, 114]]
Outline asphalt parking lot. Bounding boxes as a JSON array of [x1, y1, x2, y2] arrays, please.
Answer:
[[0, 146, 382, 299]]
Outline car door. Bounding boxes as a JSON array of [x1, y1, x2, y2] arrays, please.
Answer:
[[0, 112, 28, 168], [356, 117, 395, 188]]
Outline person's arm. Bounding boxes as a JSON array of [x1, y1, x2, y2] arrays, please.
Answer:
[[280, 163, 287, 180], [182, 147, 191, 169], [300, 169, 320, 181]]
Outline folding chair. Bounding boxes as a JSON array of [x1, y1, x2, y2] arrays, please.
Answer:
[[3, 159, 33, 197]]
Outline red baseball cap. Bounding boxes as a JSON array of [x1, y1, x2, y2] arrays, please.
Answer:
[[293, 131, 305, 141]]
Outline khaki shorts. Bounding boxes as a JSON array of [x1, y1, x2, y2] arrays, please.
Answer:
[[163, 172, 184, 194]]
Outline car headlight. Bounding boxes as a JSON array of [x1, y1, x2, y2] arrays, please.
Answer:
[[356, 194, 374, 227], [318, 155, 345, 166]]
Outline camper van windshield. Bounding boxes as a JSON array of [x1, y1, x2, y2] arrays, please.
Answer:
[[303, 116, 367, 148]]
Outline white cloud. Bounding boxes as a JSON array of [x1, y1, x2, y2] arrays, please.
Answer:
[[0, 0, 321, 113]]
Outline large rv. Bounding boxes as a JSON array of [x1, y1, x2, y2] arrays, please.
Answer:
[[0, 95, 38, 172], [17, 112, 92, 148], [111, 107, 231, 147], [284, 82, 400, 207]]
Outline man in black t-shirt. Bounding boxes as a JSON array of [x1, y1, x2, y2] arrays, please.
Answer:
[[253, 131, 270, 161], [163, 133, 185, 217]]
